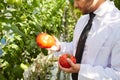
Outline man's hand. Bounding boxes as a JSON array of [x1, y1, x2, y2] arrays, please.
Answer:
[[47, 36, 60, 52], [58, 58, 80, 73]]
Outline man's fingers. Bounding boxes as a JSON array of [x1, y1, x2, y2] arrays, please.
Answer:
[[58, 62, 72, 73], [67, 58, 75, 67]]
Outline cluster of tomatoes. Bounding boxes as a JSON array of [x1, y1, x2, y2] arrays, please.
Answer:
[[36, 32, 76, 68]]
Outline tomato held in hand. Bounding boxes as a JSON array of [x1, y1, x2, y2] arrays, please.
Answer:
[[59, 53, 76, 68], [36, 32, 55, 48]]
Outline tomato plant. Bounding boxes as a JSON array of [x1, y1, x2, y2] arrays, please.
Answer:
[[0, 0, 78, 79]]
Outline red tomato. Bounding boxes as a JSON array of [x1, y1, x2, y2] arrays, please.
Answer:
[[59, 53, 76, 68], [36, 32, 55, 48]]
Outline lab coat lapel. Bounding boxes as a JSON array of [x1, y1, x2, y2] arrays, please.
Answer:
[[85, 26, 112, 65]]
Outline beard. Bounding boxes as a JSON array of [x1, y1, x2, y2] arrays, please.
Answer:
[[81, 0, 94, 14]]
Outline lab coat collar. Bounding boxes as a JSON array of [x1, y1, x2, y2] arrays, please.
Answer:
[[94, 0, 114, 17]]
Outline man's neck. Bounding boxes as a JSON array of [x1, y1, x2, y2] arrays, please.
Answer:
[[91, 0, 106, 12]]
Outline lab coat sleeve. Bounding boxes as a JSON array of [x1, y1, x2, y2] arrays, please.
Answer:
[[78, 40, 120, 80], [54, 41, 74, 56]]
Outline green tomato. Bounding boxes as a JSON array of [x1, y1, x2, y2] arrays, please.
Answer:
[[6, 0, 16, 4], [20, 63, 28, 70], [20, 14, 27, 21], [15, 0, 22, 5]]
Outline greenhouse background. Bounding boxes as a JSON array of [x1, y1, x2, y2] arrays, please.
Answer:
[[0, 0, 120, 80]]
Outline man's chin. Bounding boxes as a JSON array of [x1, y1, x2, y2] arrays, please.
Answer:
[[82, 11, 91, 15]]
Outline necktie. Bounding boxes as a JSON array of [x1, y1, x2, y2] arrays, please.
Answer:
[[72, 12, 95, 80]]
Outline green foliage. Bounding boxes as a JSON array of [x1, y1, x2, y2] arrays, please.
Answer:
[[23, 54, 56, 80], [0, 0, 79, 79], [114, 0, 120, 10]]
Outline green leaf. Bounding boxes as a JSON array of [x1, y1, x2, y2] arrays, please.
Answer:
[[13, 65, 24, 79], [69, 0, 74, 6], [0, 3, 5, 10], [41, 48, 48, 56], [0, 73, 7, 80], [4, 25, 26, 37]]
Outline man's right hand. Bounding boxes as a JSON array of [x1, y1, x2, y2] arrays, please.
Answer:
[[47, 36, 61, 52]]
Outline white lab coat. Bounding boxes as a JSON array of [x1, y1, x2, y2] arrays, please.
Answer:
[[55, 1, 120, 80]]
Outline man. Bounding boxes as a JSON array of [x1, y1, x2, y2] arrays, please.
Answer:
[[49, 0, 120, 80]]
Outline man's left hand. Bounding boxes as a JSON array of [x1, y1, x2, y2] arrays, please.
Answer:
[[58, 58, 80, 73]]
